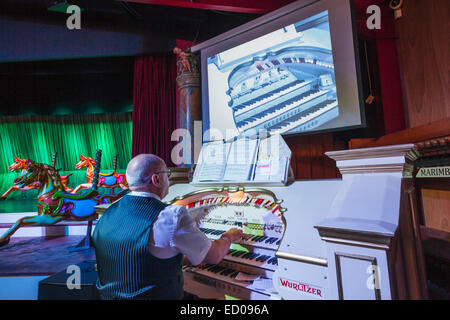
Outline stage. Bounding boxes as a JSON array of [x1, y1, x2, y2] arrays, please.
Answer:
[[0, 198, 99, 299], [0, 235, 96, 300]]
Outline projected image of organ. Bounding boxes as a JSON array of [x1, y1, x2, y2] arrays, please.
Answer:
[[207, 11, 339, 137]]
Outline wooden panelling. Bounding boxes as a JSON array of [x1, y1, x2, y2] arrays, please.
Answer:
[[421, 189, 450, 233], [396, 0, 450, 128], [285, 133, 344, 180], [349, 117, 450, 149]]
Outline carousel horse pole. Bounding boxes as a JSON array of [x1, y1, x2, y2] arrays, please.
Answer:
[[111, 154, 118, 193], [52, 151, 74, 193], [68, 149, 102, 252], [52, 151, 57, 168]]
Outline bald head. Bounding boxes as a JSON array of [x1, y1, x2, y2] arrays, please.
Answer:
[[126, 154, 165, 190]]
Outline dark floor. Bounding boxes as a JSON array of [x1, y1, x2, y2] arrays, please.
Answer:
[[0, 236, 96, 276], [0, 199, 37, 213]]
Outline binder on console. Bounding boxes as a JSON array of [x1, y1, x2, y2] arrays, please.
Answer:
[[253, 134, 291, 184]]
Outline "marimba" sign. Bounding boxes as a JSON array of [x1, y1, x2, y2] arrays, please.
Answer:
[[417, 166, 450, 178]]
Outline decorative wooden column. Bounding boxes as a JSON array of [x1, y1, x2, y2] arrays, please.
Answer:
[[174, 47, 201, 166], [315, 144, 428, 300]]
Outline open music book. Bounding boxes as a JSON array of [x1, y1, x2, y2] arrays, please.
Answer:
[[192, 134, 292, 185]]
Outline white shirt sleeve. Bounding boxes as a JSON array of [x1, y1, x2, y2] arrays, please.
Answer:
[[150, 204, 211, 266]]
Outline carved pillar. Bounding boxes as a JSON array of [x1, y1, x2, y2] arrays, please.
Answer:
[[176, 72, 201, 166]]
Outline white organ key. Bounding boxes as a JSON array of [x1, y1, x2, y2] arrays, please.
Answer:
[[235, 81, 311, 117], [238, 90, 328, 131], [273, 101, 338, 134]]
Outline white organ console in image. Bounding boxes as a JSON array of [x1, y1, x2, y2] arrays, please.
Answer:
[[162, 142, 427, 300], [168, 188, 287, 299]]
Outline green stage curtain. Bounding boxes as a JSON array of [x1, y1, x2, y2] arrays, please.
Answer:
[[0, 113, 132, 200]]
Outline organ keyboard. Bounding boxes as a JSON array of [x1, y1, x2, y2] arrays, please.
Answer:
[[168, 188, 286, 299]]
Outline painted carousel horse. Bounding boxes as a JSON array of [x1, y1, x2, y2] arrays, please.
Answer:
[[0, 160, 127, 246], [72, 155, 128, 194], [1, 157, 73, 199]]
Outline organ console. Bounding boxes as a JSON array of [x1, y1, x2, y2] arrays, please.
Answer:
[[93, 143, 428, 300]]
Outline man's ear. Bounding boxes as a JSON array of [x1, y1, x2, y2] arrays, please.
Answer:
[[151, 174, 160, 186]]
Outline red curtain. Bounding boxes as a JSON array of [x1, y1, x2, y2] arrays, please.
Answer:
[[132, 54, 177, 166]]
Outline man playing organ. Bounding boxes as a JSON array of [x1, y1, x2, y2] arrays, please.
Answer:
[[92, 153, 248, 300]]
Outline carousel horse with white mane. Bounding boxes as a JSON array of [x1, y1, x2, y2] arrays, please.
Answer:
[[0, 159, 127, 246], [72, 154, 128, 194], [1, 157, 73, 199]]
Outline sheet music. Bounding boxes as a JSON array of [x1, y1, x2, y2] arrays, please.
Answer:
[[195, 141, 232, 181], [252, 277, 277, 293], [223, 138, 259, 181], [253, 134, 291, 183]]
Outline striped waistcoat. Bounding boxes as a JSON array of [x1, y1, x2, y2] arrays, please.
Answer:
[[92, 195, 184, 300]]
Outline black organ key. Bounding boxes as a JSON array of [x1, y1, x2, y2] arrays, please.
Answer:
[[220, 268, 235, 276], [241, 253, 251, 259], [256, 255, 271, 262], [208, 265, 222, 273], [275, 239, 282, 245], [253, 236, 264, 242], [265, 237, 277, 244], [257, 236, 268, 242], [244, 253, 255, 259], [211, 266, 226, 274], [243, 253, 254, 260], [245, 253, 259, 260], [233, 251, 247, 257], [219, 269, 228, 276], [269, 238, 279, 244]]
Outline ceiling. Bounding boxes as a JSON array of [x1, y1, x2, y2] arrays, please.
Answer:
[[0, 0, 390, 42], [0, 0, 390, 75], [0, 0, 267, 42]]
